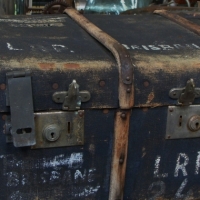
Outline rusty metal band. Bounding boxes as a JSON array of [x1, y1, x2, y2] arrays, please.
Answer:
[[109, 110, 131, 200], [64, 8, 133, 86], [154, 10, 200, 36]]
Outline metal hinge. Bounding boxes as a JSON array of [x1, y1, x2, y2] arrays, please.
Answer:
[[169, 79, 200, 105]]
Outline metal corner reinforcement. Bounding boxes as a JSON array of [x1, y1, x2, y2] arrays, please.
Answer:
[[64, 8, 134, 109]]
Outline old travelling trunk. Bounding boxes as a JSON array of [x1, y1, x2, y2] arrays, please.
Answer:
[[0, 8, 200, 200]]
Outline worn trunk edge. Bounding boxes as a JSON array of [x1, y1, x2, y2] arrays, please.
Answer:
[[109, 110, 131, 200]]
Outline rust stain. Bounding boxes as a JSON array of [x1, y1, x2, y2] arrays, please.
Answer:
[[146, 92, 155, 104], [38, 63, 55, 70], [63, 63, 80, 69]]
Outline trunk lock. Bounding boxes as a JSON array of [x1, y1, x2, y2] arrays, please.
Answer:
[[5, 74, 86, 148]]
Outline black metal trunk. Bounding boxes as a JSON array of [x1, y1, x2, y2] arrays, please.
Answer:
[[0, 10, 200, 200]]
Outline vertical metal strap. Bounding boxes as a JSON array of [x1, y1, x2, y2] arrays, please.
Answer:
[[109, 111, 131, 200]]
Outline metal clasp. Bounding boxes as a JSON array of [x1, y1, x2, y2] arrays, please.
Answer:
[[169, 79, 200, 105], [5, 70, 36, 147], [52, 80, 91, 110]]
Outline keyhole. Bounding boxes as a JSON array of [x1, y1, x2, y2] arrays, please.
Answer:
[[196, 122, 199, 129], [179, 115, 182, 127], [51, 132, 55, 139], [68, 122, 71, 134]]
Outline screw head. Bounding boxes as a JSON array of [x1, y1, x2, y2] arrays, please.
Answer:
[[126, 77, 130, 81], [52, 83, 58, 90], [99, 80, 106, 87], [119, 158, 124, 164], [127, 88, 131, 93], [143, 81, 149, 87], [169, 107, 173, 112], [79, 111, 84, 117], [0, 84, 6, 90], [121, 112, 126, 119]]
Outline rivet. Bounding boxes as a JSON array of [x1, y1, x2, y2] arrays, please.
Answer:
[[143, 108, 148, 112], [103, 109, 109, 114], [79, 111, 84, 117], [52, 83, 58, 90], [126, 77, 130, 81], [167, 135, 171, 139], [99, 80, 105, 87], [119, 158, 124, 164], [2, 115, 6, 121], [121, 112, 126, 119], [0, 84, 6, 90], [127, 88, 131, 93], [169, 107, 173, 112], [143, 81, 149, 87]]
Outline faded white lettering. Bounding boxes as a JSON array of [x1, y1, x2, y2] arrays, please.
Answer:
[[148, 181, 165, 200], [174, 153, 189, 177], [88, 168, 96, 182], [192, 43, 200, 49], [50, 171, 61, 184], [158, 45, 174, 50], [131, 45, 141, 50], [148, 45, 161, 50], [7, 172, 19, 187], [195, 151, 200, 175], [154, 156, 168, 178], [74, 169, 86, 183], [175, 178, 193, 199], [52, 44, 67, 52], [7, 43, 23, 51], [122, 44, 130, 49], [142, 45, 149, 50]]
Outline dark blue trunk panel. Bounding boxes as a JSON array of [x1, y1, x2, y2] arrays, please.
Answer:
[[0, 110, 114, 200], [124, 107, 200, 200]]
